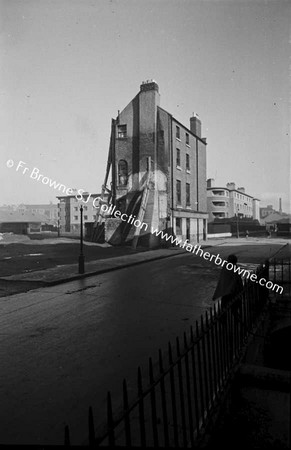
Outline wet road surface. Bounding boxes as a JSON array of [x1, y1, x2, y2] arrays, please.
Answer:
[[0, 241, 289, 445]]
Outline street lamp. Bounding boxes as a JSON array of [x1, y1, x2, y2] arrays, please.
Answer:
[[78, 204, 85, 274], [236, 205, 239, 238]]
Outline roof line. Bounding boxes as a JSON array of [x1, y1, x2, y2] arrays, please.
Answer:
[[157, 106, 207, 144]]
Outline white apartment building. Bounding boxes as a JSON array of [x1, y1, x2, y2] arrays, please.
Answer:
[[207, 180, 260, 222]]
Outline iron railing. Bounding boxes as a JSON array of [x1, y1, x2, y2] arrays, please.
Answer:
[[65, 261, 272, 447], [271, 257, 291, 295]]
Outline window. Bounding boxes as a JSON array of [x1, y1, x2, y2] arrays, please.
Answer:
[[118, 159, 128, 185], [186, 154, 190, 171], [186, 183, 190, 206], [117, 124, 127, 138], [186, 133, 189, 145], [176, 125, 180, 139], [176, 149, 181, 167], [74, 207, 78, 211], [84, 215, 88, 220], [74, 215, 78, 220], [176, 180, 181, 204], [212, 201, 226, 207], [213, 190, 225, 196], [176, 218, 182, 234]]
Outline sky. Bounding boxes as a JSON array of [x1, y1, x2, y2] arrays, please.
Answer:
[[0, 0, 290, 212]]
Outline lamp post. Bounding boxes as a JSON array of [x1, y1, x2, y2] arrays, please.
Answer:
[[78, 204, 85, 274], [236, 205, 239, 238]]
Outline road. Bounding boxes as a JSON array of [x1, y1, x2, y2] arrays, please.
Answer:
[[0, 241, 289, 445]]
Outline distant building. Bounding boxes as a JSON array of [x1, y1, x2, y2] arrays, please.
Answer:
[[260, 204, 277, 220], [277, 216, 291, 237], [0, 210, 49, 234], [260, 198, 286, 223], [0, 203, 58, 226], [17, 203, 58, 225], [260, 212, 290, 230], [57, 192, 106, 233], [207, 179, 260, 222], [104, 80, 208, 246]]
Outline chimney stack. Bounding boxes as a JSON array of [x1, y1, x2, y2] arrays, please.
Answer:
[[226, 182, 236, 191], [279, 197, 282, 214], [190, 113, 201, 137], [140, 79, 159, 93]]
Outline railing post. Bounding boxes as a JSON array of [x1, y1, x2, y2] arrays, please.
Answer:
[[149, 357, 159, 447], [195, 321, 206, 425], [190, 326, 201, 436], [137, 367, 146, 447], [168, 342, 179, 447], [64, 425, 70, 446], [107, 392, 115, 446], [200, 317, 209, 396], [123, 379, 132, 447], [88, 406, 95, 447], [158, 349, 169, 447], [176, 337, 187, 447], [183, 332, 194, 447]]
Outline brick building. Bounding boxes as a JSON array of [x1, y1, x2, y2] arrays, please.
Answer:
[[107, 80, 208, 247]]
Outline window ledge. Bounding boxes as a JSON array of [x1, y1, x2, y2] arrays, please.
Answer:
[[186, 169, 191, 174], [177, 204, 182, 208], [176, 165, 182, 171], [176, 137, 181, 142], [186, 144, 191, 148]]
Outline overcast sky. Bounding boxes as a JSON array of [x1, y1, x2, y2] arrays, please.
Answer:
[[1, 0, 290, 212]]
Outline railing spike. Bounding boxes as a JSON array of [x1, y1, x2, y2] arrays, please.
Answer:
[[158, 348, 163, 372], [107, 391, 115, 446], [64, 424, 70, 446], [149, 357, 154, 383], [183, 331, 188, 349], [168, 341, 173, 364], [190, 325, 194, 342], [88, 406, 95, 447], [176, 336, 180, 356]]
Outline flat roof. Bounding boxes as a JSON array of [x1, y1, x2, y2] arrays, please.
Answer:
[[207, 186, 257, 200]]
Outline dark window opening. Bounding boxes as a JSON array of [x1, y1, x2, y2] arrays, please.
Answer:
[[176, 149, 181, 167], [186, 154, 190, 170], [117, 124, 127, 138], [118, 160, 128, 186], [176, 180, 181, 204]]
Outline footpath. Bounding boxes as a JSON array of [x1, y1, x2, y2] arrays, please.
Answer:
[[0, 238, 226, 286], [0, 236, 289, 288]]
